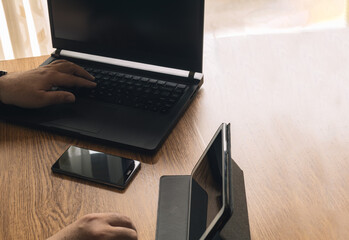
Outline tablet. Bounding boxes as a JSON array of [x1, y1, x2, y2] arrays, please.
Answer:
[[188, 123, 233, 240], [155, 123, 233, 240]]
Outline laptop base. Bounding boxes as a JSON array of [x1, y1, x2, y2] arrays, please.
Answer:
[[0, 55, 203, 152]]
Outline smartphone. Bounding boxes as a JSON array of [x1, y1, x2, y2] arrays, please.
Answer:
[[52, 146, 141, 189]]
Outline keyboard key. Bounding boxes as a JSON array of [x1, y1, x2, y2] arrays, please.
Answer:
[[161, 86, 175, 92], [160, 91, 171, 97], [166, 82, 177, 88], [171, 93, 181, 99], [174, 88, 184, 94], [144, 89, 152, 94]]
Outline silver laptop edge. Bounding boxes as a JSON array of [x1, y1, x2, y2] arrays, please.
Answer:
[[59, 49, 204, 81]]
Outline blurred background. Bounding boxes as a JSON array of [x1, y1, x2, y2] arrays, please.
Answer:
[[0, 0, 347, 60]]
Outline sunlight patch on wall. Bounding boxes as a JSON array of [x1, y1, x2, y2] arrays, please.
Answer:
[[0, 0, 14, 59]]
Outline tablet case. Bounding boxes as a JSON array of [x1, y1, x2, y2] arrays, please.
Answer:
[[155, 159, 251, 240], [155, 175, 208, 240], [219, 160, 251, 240], [156, 175, 191, 240]]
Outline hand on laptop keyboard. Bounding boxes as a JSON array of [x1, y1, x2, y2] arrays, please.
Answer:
[[0, 60, 96, 108]]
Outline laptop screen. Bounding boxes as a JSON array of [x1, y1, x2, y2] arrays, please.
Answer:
[[48, 0, 204, 72], [189, 127, 227, 239]]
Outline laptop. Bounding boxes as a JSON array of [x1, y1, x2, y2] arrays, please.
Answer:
[[0, 0, 204, 152], [156, 123, 233, 240]]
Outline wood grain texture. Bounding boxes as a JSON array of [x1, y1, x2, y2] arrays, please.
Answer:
[[1, 27, 349, 240]]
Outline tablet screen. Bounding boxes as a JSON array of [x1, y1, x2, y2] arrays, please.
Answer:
[[189, 128, 226, 239]]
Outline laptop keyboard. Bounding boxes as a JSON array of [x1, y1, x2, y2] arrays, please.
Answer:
[[65, 65, 189, 114]]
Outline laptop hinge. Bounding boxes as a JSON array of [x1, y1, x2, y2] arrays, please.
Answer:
[[52, 49, 61, 58], [55, 49, 204, 80]]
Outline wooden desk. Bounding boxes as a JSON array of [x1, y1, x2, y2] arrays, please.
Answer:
[[1, 28, 349, 240]]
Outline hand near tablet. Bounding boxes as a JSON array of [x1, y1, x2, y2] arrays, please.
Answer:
[[47, 213, 138, 240], [0, 60, 96, 108]]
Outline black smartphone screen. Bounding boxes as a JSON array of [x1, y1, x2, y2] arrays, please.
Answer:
[[52, 146, 140, 189]]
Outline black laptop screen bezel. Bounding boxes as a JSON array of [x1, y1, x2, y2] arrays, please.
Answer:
[[47, 0, 204, 73]]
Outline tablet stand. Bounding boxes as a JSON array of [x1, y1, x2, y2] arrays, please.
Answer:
[[155, 159, 251, 240]]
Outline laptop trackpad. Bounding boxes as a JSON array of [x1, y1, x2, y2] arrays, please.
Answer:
[[49, 117, 101, 134], [44, 102, 102, 134]]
